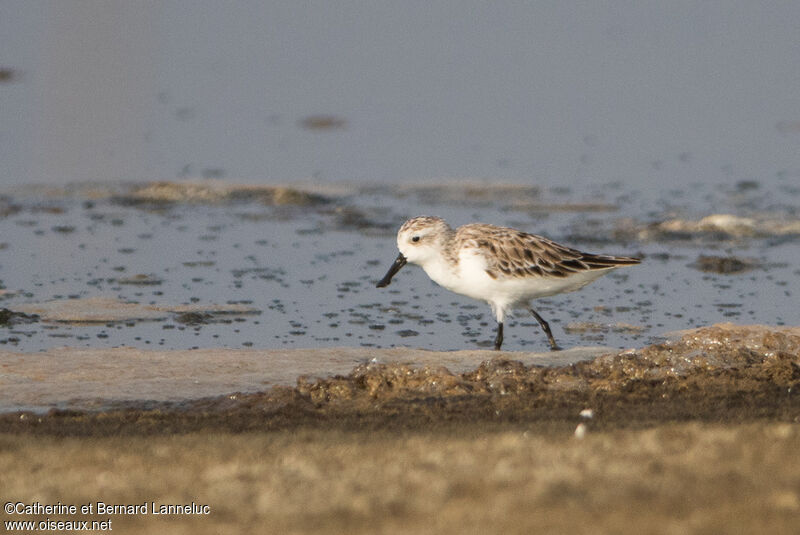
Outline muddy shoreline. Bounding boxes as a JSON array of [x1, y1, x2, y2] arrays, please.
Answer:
[[3, 324, 798, 435]]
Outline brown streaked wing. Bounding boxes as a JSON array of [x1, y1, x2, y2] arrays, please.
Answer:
[[455, 224, 640, 280]]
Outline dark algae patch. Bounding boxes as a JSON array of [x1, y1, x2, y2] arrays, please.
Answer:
[[0, 308, 39, 327]]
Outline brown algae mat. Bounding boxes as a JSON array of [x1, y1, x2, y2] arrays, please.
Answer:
[[2, 323, 800, 534]]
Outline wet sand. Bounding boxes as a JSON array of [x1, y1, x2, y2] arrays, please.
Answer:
[[2, 324, 799, 533]]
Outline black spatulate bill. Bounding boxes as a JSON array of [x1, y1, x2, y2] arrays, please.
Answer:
[[376, 253, 407, 288]]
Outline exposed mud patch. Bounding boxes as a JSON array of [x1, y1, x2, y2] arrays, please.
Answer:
[[111, 180, 330, 207], [632, 214, 800, 241], [13, 296, 259, 323], [690, 254, 758, 274]]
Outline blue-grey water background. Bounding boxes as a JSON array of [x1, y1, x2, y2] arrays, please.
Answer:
[[1, 2, 799, 354]]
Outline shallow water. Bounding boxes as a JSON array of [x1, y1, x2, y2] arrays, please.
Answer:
[[5, 4, 800, 195], [0, 180, 797, 355]]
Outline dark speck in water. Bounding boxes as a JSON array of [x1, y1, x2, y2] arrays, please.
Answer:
[[174, 312, 213, 325], [397, 330, 419, 337]]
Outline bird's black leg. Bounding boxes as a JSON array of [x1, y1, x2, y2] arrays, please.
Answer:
[[494, 322, 504, 350], [529, 308, 561, 351]]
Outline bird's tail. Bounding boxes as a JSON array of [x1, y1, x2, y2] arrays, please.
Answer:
[[579, 253, 641, 270]]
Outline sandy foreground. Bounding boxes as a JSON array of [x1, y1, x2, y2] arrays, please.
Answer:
[[2, 323, 800, 534]]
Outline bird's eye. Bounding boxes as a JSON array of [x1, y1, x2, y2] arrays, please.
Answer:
[[411, 236, 420, 243]]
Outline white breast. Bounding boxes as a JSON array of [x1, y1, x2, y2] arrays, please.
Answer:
[[417, 249, 489, 301], [424, 247, 614, 306]]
